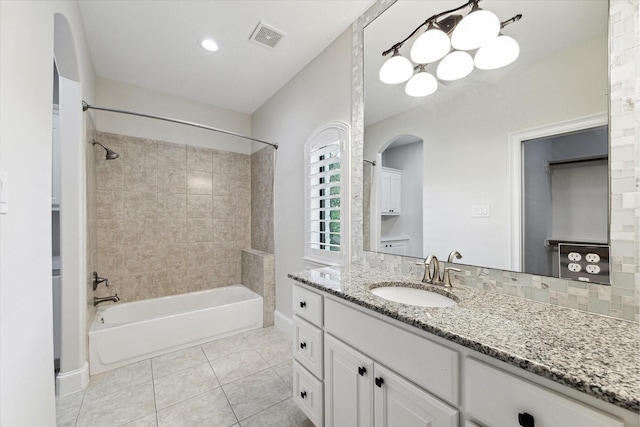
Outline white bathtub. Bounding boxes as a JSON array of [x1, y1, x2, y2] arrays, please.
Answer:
[[89, 285, 263, 375]]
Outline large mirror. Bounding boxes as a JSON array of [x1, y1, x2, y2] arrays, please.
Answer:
[[362, 0, 609, 277]]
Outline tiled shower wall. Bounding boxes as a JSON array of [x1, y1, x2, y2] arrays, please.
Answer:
[[251, 146, 275, 253], [353, 0, 639, 322], [93, 131, 251, 303]]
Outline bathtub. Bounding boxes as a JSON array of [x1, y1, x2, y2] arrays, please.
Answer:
[[89, 285, 263, 375]]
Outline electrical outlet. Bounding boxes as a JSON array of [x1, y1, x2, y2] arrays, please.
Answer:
[[585, 253, 600, 263], [568, 252, 581, 261], [568, 263, 582, 272], [586, 265, 601, 274]]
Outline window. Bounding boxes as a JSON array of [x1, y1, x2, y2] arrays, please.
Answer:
[[304, 121, 350, 265]]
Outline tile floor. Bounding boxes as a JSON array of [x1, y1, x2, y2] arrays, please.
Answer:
[[56, 327, 312, 427]]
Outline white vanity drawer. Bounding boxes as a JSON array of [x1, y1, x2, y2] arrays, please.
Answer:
[[324, 298, 459, 405], [293, 284, 323, 327], [294, 315, 323, 379], [465, 358, 624, 427], [294, 360, 324, 427]]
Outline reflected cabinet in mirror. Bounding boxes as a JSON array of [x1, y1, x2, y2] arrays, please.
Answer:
[[362, 0, 610, 281]]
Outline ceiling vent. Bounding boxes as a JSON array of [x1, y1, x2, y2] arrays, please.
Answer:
[[249, 21, 285, 49]]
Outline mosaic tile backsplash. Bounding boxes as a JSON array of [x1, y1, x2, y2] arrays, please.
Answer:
[[93, 131, 251, 303], [352, 0, 639, 322]]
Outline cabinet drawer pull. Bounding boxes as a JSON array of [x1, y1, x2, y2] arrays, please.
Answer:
[[300, 391, 307, 399], [299, 301, 306, 308], [358, 366, 367, 376], [299, 342, 307, 349], [518, 412, 534, 427], [375, 377, 384, 388]]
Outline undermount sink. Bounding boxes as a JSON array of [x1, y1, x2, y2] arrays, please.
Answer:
[[370, 283, 458, 308]]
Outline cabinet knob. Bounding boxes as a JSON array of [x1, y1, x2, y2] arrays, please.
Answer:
[[518, 412, 534, 427], [375, 377, 384, 388], [299, 301, 306, 308], [358, 366, 367, 376], [300, 391, 307, 399], [300, 342, 307, 349]]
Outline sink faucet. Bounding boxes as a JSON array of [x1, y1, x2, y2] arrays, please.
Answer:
[[93, 294, 119, 306], [448, 250, 462, 263], [418, 255, 440, 284], [418, 254, 461, 287]]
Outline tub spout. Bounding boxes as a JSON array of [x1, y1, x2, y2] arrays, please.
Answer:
[[94, 294, 119, 306]]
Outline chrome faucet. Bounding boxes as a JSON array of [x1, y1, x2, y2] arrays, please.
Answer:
[[417, 254, 461, 287], [93, 294, 119, 306], [92, 271, 110, 291], [448, 250, 462, 263], [418, 255, 440, 284]]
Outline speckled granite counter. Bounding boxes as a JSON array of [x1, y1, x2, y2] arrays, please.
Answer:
[[288, 265, 640, 413]]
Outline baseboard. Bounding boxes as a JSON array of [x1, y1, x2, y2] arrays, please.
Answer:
[[274, 310, 292, 337], [56, 361, 89, 396]]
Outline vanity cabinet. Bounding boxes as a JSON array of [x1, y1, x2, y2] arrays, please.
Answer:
[[380, 168, 401, 215], [379, 237, 408, 256], [291, 281, 635, 427], [325, 334, 458, 427], [465, 358, 624, 427], [292, 285, 324, 426]]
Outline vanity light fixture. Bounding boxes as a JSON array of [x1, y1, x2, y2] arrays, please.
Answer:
[[379, 0, 521, 97], [199, 38, 219, 52]]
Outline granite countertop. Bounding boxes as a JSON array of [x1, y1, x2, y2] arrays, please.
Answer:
[[288, 265, 640, 413]]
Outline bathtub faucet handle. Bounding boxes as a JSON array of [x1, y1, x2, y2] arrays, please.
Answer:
[[92, 271, 110, 291]]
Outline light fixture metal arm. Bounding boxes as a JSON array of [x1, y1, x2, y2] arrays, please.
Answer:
[[381, 0, 477, 57], [501, 14, 522, 29]]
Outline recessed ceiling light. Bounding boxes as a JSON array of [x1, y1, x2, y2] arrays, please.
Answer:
[[199, 38, 219, 52]]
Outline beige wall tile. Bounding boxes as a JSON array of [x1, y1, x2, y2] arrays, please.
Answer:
[[123, 219, 158, 247], [124, 136, 158, 166], [92, 132, 268, 302], [187, 170, 213, 195], [157, 193, 186, 219], [212, 196, 236, 219], [97, 191, 124, 219], [124, 191, 158, 219], [188, 242, 214, 271], [97, 219, 125, 249], [212, 172, 235, 197], [96, 157, 123, 192], [124, 244, 158, 275], [97, 246, 125, 277], [158, 167, 186, 194], [158, 142, 186, 169], [157, 219, 187, 246], [124, 163, 157, 193], [187, 146, 213, 171], [158, 245, 189, 269], [187, 195, 213, 219], [188, 219, 213, 243]]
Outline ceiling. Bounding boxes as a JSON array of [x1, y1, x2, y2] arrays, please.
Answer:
[[77, 0, 376, 115]]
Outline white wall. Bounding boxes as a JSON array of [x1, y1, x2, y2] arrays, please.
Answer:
[[251, 28, 352, 321], [96, 77, 252, 154], [364, 35, 607, 270], [380, 141, 423, 257], [0, 1, 96, 425]]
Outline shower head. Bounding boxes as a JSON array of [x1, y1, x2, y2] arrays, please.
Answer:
[[93, 140, 119, 160]]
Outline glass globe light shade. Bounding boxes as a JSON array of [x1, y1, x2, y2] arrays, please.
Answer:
[[436, 51, 474, 81], [451, 8, 500, 51], [474, 35, 520, 70], [379, 51, 414, 84], [405, 70, 438, 97], [410, 27, 451, 64]]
